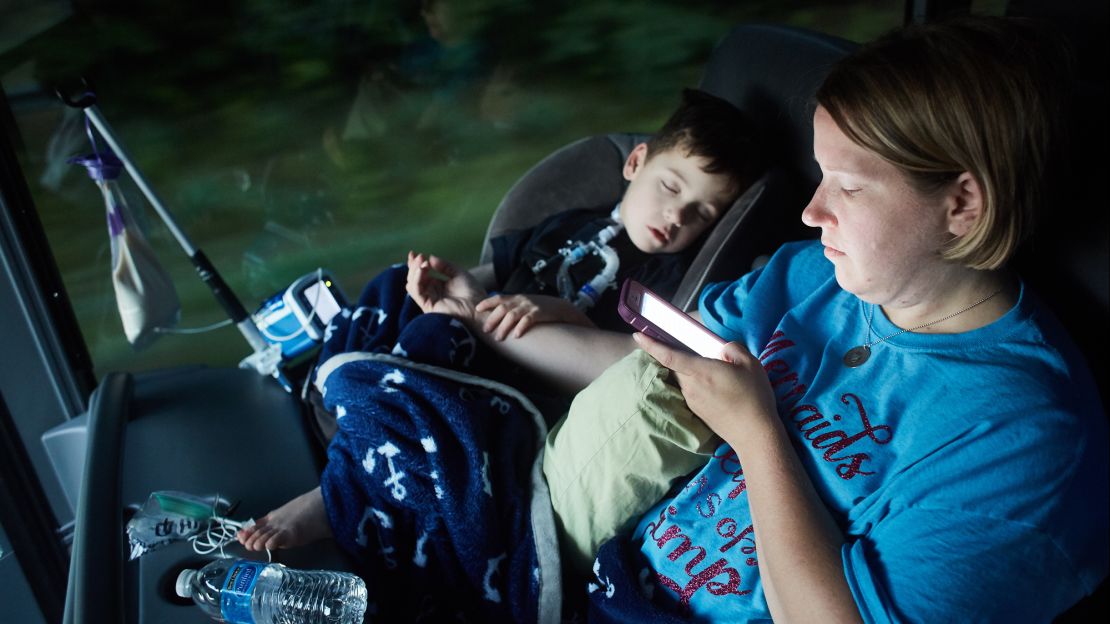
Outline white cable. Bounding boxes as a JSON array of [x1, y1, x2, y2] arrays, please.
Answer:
[[154, 319, 234, 335], [187, 494, 272, 561]]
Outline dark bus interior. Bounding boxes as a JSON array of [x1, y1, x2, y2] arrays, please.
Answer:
[[1, 0, 1106, 622]]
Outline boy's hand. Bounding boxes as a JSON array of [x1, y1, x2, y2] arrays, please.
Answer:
[[476, 294, 594, 341], [405, 251, 485, 320]]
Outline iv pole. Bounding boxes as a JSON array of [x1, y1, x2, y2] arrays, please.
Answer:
[[57, 86, 278, 374]]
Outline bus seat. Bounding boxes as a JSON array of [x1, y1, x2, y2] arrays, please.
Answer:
[[1004, 5, 1110, 622]]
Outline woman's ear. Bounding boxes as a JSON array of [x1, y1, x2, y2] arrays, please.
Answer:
[[946, 172, 984, 238], [623, 143, 649, 181]]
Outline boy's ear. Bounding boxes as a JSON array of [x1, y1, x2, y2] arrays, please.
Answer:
[[946, 171, 984, 238], [623, 143, 649, 181]]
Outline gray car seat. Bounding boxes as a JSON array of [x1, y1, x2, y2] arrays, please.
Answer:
[[480, 23, 856, 310]]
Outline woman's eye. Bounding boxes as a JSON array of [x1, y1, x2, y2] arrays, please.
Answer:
[[841, 187, 862, 197]]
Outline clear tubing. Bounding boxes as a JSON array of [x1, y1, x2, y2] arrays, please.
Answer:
[[574, 241, 620, 310]]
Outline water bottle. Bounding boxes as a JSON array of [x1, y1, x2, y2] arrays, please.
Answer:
[[175, 558, 368, 623]]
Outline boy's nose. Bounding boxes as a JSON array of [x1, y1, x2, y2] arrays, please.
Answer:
[[666, 204, 695, 226]]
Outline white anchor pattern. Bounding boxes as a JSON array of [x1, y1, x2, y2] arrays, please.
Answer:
[[376, 442, 407, 501], [588, 557, 616, 599], [483, 553, 507, 603], [315, 291, 549, 617]]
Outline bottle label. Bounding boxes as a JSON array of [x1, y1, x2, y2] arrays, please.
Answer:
[[220, 561, 266, 624]]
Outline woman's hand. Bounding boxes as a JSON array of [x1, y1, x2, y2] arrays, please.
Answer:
[[405, 251, 486, 320], [632, 332, 778, 442], [638, 330, 864, 623], [475, 294, 594, 340]]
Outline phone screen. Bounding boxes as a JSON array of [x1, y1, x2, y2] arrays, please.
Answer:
[[303, 280, 342, 325], [639, 289, 724, 358]]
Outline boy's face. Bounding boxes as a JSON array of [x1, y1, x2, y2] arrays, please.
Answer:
[[619, 143, 736, 254]]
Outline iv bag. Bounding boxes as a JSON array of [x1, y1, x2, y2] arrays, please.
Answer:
[[73, 152, 180, 348], [103, 179, 180, 347]]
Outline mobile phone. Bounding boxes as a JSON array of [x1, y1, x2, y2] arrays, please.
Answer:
[[617, 279, 726, 359]]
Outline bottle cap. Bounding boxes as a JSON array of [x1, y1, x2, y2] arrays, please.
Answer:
[[175, 569, 196, 598]]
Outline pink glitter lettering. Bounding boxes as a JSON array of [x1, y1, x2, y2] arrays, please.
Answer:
[[697, 493, 722, 519], [655, 558, 750, 607], [646, 505, 678, 543], [712, 448, 748, 499], [758, 331, 795, 361], [716, 518, 758, 565]]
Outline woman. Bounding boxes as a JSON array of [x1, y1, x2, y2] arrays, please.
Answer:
[[588, 16, 1108, 623]]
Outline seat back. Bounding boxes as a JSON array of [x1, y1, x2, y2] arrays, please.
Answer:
[[1009, 25, 1109, 413], [674, 24, 855, 308]]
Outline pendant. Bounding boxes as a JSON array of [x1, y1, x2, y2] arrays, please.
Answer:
[[843, 345, 871, 368]]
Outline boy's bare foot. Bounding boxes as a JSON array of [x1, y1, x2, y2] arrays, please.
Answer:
[[237, 487, 333, 551]]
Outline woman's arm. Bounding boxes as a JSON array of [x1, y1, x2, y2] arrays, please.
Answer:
[[478, 320, 635, 392], [633, 333, 863, 624]]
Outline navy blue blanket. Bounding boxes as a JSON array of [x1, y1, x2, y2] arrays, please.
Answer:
[[313, 266, 561, 623], [586, 536, 701, 623]]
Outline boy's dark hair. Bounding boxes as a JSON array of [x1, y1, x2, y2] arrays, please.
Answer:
[[645, 88, 764, 196]]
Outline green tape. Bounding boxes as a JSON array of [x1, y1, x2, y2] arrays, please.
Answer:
[[153, 492, 217, 520]]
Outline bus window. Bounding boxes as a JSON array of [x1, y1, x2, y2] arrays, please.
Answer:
[[1, 2, 901, 378]]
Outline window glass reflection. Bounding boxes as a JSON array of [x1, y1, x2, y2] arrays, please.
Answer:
[[1, 1, 901, 376]]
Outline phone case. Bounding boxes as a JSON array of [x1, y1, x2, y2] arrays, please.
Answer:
[[617, 278, 725, 357]]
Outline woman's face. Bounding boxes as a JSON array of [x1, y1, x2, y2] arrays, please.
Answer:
[[802, 106, 953, 307]]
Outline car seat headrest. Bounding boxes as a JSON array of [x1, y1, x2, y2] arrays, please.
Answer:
[[698, 23, 856, 196], [479, 133, 646, 266], [662, 24, 856, 309]]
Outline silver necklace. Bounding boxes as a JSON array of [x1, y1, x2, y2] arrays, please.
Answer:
[[842, 288, 1003, 368]]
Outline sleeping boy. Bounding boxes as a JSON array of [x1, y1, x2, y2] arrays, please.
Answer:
[[237, 89, 762, 573], [403, 88, 761, 392]]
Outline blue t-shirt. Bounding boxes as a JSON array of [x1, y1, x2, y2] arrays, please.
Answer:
[[632, 240, 1108, 622]]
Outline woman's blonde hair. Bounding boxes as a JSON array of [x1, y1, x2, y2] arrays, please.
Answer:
[[816, 17, 1071, 270]]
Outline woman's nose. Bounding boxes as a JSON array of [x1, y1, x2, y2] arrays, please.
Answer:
[[801, 186, 836, 228]]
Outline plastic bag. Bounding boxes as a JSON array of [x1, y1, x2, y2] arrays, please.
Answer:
[[126, 491, 231, 560], [70, 150, 180, 349]]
